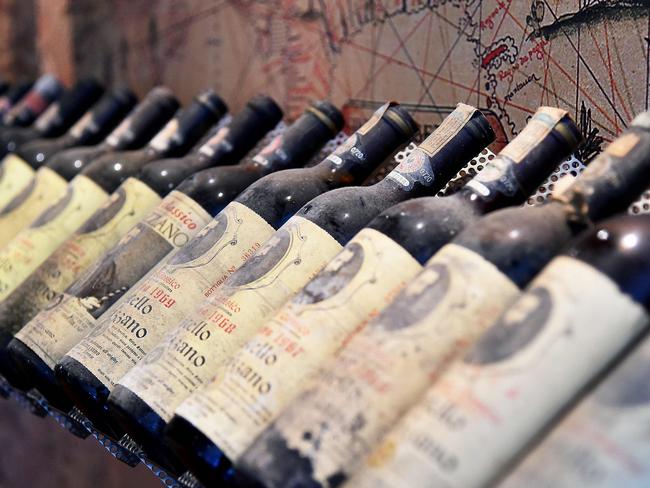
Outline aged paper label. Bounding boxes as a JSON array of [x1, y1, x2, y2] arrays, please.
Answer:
[[256, 243, 519, 485], [0, 154, 38, 211], [361, 256, 649, 488], [0, 175, 108, 301], [174, 228, 422, 459], [0, 166, 68, 248], [15, 178, 162, 363], [119, 216, 342, 417], [65, 190, 213, 386]]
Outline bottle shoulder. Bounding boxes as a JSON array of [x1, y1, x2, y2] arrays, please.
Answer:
[[80, 148, 150, 193], [367, 195, 483, 264], [46, 145, 112, 181], [15, 136, 74, 168], [453, 202, 575, 288]]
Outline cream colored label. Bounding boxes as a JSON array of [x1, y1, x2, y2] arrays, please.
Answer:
[[357, 102, 390, 135], [149, 118, 179, 152], [86, 202, 273, 390], [69, 111, 96, 139], [65, 190, 213, 388], [373, 257, 649, 488], [605, 132, 640, 158], [173, 228, 422, 459], [0, 175, 108, 301], [259, 244, 519, 485], [0, 154, 37, 210], [419, 103, 476, 156], [0, 166, 68, 248], [15, 178, 162, 367], [118, 216, 342, 417], [499, 107, 566, 163], [17, 293, 98, 369], [502, 346, 650, 488]]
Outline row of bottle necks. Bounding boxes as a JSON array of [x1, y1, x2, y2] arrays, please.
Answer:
[[0, 72, 648, 488]]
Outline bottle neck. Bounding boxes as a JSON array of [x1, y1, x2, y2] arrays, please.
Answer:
[[554, 127, 650, 224], [69, 93, 136, 146]]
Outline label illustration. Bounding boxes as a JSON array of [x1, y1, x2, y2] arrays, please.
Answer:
[[501, 339, 650, 488], [119, 216, 341, 417], [380, 256, 649, 488], [0, 175, 108, 302], [0, 155, 38, 210], [65, 190, 212, 386], [249, 243, 519, 486], [0, 166, 68, 248], [174, 228, 422, 460], [14, 178, 161, 365], [84, 201, 274, 391]]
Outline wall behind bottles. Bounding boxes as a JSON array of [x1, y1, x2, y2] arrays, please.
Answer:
[[3, 0, 647, 159]]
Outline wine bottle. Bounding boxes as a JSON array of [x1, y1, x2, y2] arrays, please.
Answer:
[[0, 77, 96, 209], [1, 74, 63, 128], [499, 329, 650, 488], [0, 89, 138, 247], [0, 80, 33, 121], [0, 89, 226, 305], [54, 102, 408, 440], [349, 212, 650, 488], [106, 103, 490, 473], [0, 78, 103, 157], [164, 106, 579, 486], [235, 111, 650, 488], [3, 95, 286, 408], [17, 88, 138, 169]]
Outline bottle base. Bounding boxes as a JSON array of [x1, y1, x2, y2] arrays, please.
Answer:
[[7, 338, 74, 411], [166, 414, 234, 488], [108, 384, 188, 476]]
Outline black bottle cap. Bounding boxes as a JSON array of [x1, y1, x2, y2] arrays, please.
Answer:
[[196, 90, 229, 120], [308, 100, 345, 135], [246, 95, 284, 124], [147, 86, 181, 114], [110, 87, 138, 108]]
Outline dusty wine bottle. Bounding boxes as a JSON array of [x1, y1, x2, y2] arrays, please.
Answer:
[[0, 78, 103, 158], [0, 80, 33, 121], [0, 77, 97, 209], [499, 328, 650, 488], [0, 89, 138, 247], [107, 103, 491, 475], [1, 74, 63, 128], [54, 102, 405, 440], [0, 90, 226, 306], [349, 212, 650, 488], [164, 106, 577, 486], [235, 110, 650, 488], [4, 96, 287, 409]]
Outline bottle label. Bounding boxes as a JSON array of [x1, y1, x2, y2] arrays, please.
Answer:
[[14, 178, 162, 363], [357, 103, 391, 135], [198, 127, 231, 158], [498, 107, 562, 163], [500, 345, 650, 488], [382, 256, 649, 488], [105, 115, 134, 148], [33, 101, 60, 132], [0, 175, 108, 302], [255, 243, 519, 485], [0, 166, 68, 248], [65, 191, 212, 386], [69, 110, 96, 139], [148, 118, 179, 152], [252, 134, 286, 167], [118, 216, 341, 416], [84, 201, 274, 391], [173, 228, 422, 460], [0, 155, 38, 210]]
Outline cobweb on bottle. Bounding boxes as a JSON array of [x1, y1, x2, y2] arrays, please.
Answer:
[[388, 144, 649, 214]]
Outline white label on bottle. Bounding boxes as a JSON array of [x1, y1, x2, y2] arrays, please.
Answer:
[[15, 178, 162, 366], [0, 154, 37, 210], [0, 166, 68, 248], [362, 256, 648, 488], [65, 190, 212, 388], [120, 216, 342, 419], [0, 175, 108, 301], [148, 118, 179, 152], [69, 111, 96, 139], [501, 341, 650, 488], [248, 243, 519, 485], [173, 228, 422, 459]]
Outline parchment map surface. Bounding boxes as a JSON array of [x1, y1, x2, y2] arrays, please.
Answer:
[[112, 0, 649, 156]]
